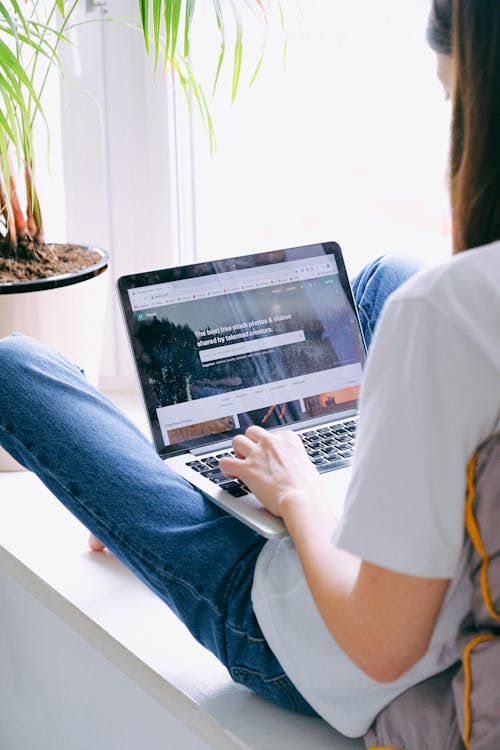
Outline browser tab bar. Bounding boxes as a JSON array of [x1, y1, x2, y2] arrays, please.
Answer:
[[128, 255, 338, 311]]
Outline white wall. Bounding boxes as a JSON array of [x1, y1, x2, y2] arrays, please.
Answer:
[[0, 569, 216, 750], [58, 0, 178, 387]]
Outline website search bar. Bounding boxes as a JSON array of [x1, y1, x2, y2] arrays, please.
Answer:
[[199, 330, 305, 364]]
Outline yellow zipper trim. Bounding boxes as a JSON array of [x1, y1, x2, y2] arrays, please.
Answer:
[[465, 452, 500, 621], [462, 632, 498, 748]]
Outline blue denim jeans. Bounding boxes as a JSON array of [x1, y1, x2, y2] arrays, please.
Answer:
[[0, 255, 419, 714]]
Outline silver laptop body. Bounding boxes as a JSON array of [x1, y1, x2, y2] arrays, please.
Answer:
[[118, 242, 365, 538]]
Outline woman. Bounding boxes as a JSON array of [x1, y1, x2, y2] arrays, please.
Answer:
[[1, 0, 499, 738]]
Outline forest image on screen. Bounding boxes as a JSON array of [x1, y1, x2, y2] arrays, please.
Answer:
[[131, 267, 365, 447]]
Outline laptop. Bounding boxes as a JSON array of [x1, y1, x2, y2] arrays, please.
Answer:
[[118, 241, 366, 538]]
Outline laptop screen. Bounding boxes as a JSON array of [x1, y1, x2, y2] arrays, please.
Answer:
[[118, 242, 366, 456]]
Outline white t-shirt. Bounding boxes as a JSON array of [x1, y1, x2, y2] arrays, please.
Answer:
[[251, 241, 500, 738]]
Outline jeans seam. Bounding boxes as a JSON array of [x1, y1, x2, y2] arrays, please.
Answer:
[[72, 495, 263, 643], [1, 423, 265, 650], [356, 302, 373, 342], [225, 622, 266, 643], [231, 665, 287, 683], [230, 666, 300, 711], [108, 525, 226, 616], [0, 422, 228, 619]]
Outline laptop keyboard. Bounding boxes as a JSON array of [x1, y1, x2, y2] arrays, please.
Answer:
[[186, 453, 251, 497], [186, 419, 357, 497]]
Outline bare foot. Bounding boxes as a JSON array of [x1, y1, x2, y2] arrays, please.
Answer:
[[88, 532, 106, 552]]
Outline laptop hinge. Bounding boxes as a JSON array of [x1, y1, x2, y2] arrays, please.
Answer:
[[191, 438, 233, 456]]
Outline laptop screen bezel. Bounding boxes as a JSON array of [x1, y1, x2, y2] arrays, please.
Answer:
[[117, 241, 366, 458]]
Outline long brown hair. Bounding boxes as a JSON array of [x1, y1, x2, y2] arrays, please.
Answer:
[[429, 0, 500, 254], [452, 0, 500, 253]]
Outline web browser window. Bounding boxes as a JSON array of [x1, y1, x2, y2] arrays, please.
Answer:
[[123, 247, 365, 451]]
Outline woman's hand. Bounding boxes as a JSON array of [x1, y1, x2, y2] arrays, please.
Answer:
[[219, 425, 324, 523]]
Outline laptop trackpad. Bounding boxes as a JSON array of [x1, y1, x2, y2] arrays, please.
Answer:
[[169, 454, 351, 540]]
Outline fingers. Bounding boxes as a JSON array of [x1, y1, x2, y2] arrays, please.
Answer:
[[219, 428, 262, 478], [219, 426, 294, 479], [229, 426, 290, 461], [232, 424, 268, 455], [219, 443, 247, 478], [232, 434, 251, 455], [245, 424, 268, 441], [246, 424, 300, 446], [219, 455, 242, 479]]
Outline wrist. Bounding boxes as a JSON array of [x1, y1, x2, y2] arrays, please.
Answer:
[[280, 486, 337, 539]]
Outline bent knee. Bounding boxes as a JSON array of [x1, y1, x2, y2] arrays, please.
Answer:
[[0, 333, 36, 366], [0, 334, 85, 388], [0, 334, 73, 388], [373, 255, 422, 291], [0, 333, 43, 371]]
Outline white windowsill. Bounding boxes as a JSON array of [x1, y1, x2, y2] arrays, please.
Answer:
[[0, 392, 362, 750]]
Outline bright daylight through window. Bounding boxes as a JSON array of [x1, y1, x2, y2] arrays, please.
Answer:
[[189, 0, 451, 274], [39, 0, 451, 385]]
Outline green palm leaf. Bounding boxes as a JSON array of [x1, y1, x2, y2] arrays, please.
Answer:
[[153, 0, 162, 66], [0, 0, 71, 250], [0, 0, 29, 37], [211, 0, 225, 94], [138, 0, 149, 52], [138, 1, 274, 144], [139, 1, 270, 95], [169, 0, 182, 60], [229, 0, 243, 101], [0, 0, 281, 252], [183, 0, 195, 57]]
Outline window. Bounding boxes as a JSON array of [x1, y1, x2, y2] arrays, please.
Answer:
[[58, 0, 179, 387], [54, 0, 451, 387], [189, 0, 451, 274]]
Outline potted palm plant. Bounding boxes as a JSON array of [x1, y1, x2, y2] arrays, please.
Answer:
[[0, 0, 109, 391], [0, 0, 275, 472]]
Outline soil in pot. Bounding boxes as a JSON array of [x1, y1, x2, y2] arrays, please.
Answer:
[[0, 242, 109, 471], [0, 243, 102, 283]]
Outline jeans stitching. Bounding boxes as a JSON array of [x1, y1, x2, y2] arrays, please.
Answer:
[[275, 676, 301, 712], [225, 623, 266, 643], [1, 421, 266, 652], [356, 302, 373, 343], [0, 421, 228, 619], [231, 665, 287, 683], [230, 666, 301, 711], [74, 494, 264, 641]]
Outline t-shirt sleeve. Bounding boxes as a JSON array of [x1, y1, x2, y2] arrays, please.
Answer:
[[333, 294, 498, 578]]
